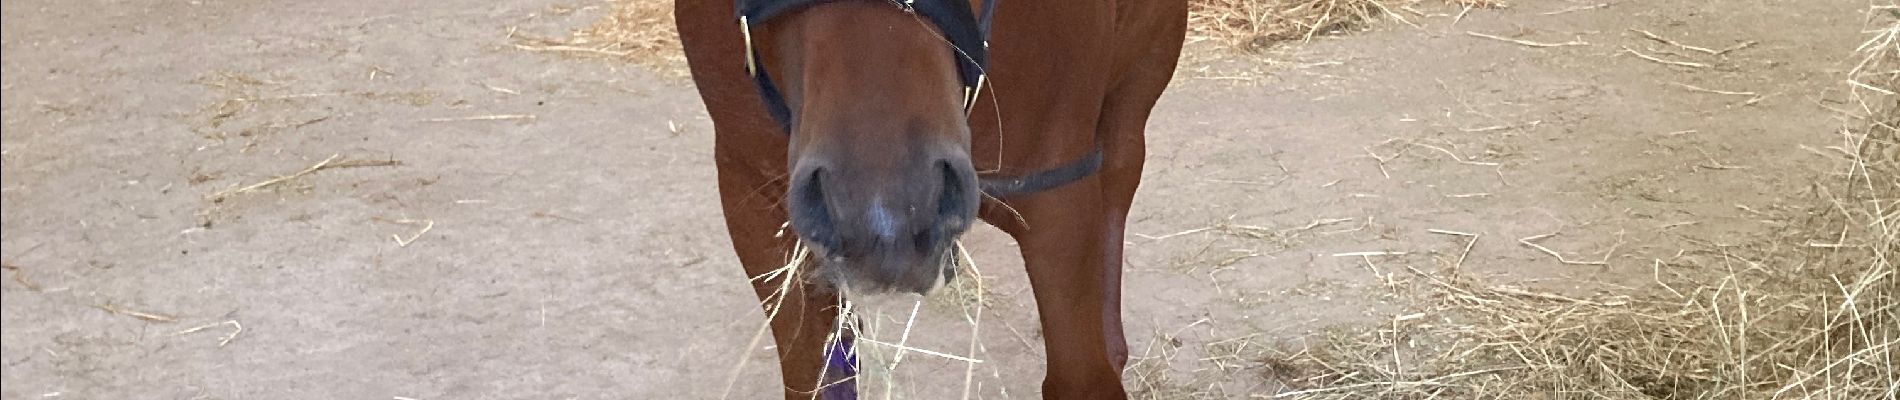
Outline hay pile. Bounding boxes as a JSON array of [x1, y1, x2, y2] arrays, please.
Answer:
[[1179, 0, 1503, 80], [1187, 0, 1503, 51], [1260, 8, 1899, 399], [1189, 0, 1397, 50], [574, 0, 685, 76], [514, 0, 687, 78]]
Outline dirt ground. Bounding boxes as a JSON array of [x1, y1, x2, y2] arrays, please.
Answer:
[[0, 0, 1878, 398]]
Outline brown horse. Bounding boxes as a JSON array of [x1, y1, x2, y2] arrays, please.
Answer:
[[676, 0, 1186, 398]]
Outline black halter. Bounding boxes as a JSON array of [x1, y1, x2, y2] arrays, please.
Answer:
[[736, 0, 994, 131], [737, 0, 1099, 199]]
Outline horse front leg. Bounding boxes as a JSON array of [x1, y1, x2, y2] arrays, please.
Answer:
[[714, 155, 857, 400], [991, 175, 1127, 399]]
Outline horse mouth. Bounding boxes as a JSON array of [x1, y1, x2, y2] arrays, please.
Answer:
[[805, 240, 960, 296]]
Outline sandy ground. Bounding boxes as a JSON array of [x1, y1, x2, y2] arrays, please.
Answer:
[[0, 0, 1876, 398]]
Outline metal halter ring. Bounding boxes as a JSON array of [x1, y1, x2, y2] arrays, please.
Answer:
[[740, 16, 757, 76]]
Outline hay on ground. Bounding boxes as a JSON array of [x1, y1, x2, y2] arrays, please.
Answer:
[[520, 0, 686, 78], [1260, 8, 1898, 399], [1188, 0, 1504, 52]]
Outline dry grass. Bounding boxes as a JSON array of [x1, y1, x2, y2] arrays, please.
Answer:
[[836, 242, 993, 399], [1176, 0, 1508, 81], [724, 240, 992, 399], [1187, 0, 1504, 51], [205, 154, 402, 203], [1257, 7, 1900, 399], [1188, 0, 1398, 50], [521, 0, 687, 78], [1264, 258, 1895, 398]]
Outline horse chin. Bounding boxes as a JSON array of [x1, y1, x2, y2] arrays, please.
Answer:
[[809, 243, 957, 297]]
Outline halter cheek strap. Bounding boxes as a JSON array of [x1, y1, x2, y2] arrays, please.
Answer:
[[736, 14, 798, 133]]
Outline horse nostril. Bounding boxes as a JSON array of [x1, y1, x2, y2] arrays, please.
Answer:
[[789, 166, 839, 250], [912, 230, 932, 253], [936, 159, 974, 221]]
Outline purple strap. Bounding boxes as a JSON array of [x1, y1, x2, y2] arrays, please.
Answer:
[[820, 336, 859, 399]]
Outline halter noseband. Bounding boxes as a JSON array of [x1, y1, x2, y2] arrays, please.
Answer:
[[735, 0, 996, 133]]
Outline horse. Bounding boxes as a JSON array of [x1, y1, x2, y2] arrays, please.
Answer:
[[676, 0, 1187, 398]]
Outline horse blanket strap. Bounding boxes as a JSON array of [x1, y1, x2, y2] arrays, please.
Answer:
[[736, 0, 1102, 199], [736, 0, 991, 132]]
